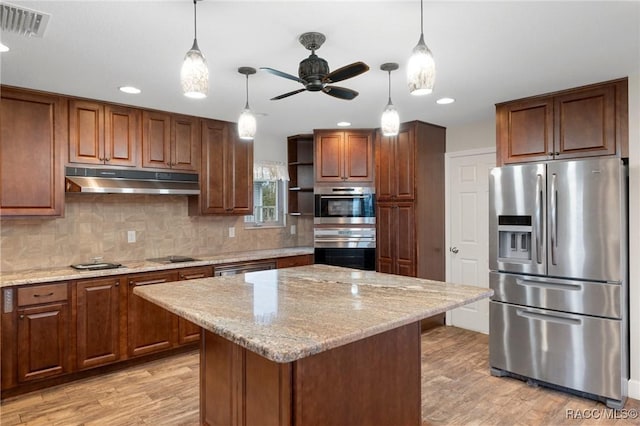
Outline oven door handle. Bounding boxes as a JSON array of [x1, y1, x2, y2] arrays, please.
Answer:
[[319, 195, 368, 199]]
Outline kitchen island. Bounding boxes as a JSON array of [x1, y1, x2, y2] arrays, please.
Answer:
[[134, 264, 493, 426]]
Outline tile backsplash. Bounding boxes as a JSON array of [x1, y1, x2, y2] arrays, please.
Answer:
[[0, 194, 313, 273]]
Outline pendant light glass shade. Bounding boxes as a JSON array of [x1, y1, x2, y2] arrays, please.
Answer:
[[238, 108, 257, 140], [407, 0, 435, 96], [381, 101, 400, 137], [380, 62, 400, 137], [181, 0, 208, 99], [237, 67, 257, 141]]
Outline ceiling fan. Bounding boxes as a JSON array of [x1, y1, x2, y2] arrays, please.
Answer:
[[261, 32, 369, 101]]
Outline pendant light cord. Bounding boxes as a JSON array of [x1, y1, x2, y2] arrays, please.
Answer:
[[420, 0, 424, 36], [387, 70, 392, 104], [193, 0, 197, 40], [245, 75, 250, 109]]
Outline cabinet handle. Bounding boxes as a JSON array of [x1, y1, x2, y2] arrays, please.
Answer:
[[33, 292, 54, 298], [105, 157, 111, 162], [130, 279, 168, 286], [554, 152, 559, 156], [19, 314, 24, 320], [181, 273, 205, 280]]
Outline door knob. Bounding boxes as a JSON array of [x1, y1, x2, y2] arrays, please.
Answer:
[[450, 247, 459, 254]]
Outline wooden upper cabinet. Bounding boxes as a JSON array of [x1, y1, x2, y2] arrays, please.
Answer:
[[314, 130, 374, 183], [496, 78, 628, 165], [190, 119, 253, 215], [376, 123, 416, 201], [0, 87, 67, 217], [69, 99, 140, 167], [142, 111, 199, 172]]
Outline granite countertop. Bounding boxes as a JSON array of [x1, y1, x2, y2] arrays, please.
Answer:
[[134, 264, 494, 363], [0, 247, 314, 288]]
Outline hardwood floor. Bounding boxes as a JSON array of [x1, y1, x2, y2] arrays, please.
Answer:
[[2, 326, 638, 425]]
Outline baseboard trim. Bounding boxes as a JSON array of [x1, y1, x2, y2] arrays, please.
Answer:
[[629, 379, 640, 400]]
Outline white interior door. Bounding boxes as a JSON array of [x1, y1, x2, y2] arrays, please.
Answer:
[[446, 150, 495, 334]]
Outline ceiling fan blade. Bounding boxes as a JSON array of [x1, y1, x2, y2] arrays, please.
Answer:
[[260, 67, 305, 84], [270, 88, 307, 100], [323, 86, 359, 100], [323, 61, 369, 84]]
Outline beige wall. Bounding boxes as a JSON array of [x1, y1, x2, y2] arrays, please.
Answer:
[[446, 117, 495, 153], [0, 194, 313, 272]]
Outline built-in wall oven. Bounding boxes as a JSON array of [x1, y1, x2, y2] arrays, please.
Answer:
[[314, 186, 376, 270], [314, 187, 375, 225]]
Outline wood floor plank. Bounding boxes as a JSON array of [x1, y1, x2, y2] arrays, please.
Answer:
[[1, 326, 638, 425]]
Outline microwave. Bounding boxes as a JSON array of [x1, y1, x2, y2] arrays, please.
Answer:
[[314, 187, 376, 225]]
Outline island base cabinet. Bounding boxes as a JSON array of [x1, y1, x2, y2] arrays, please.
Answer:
[[200, 321, 421, 426]]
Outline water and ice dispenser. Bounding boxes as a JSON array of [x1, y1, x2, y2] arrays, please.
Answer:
[[497, 216, 532, 261]]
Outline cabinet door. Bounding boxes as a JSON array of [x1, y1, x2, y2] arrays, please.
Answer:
[[69, 99, 104, 165], [172, 114, 199, 171], [496, 98, 553, 165], [76, 277, 122, 369], [376, 203, 396, 274], [104, 104, 140, 167], [197, 119, 227, 214], [127, 271, 178, 357], [17, 303, 69, 382], [1, 88, 66, 216], [554, 84, 616, 159], [343, 131, 374, 183], [142, 110, 172, 169], [375, 131, 395, 201], [177, 266, 212, 345], [315, 131, 344, 182], [395, 203, 416, 277], [228, 132, 253, 214], [394, 125, 416, 200]]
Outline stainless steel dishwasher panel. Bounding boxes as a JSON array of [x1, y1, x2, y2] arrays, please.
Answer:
[[489, 272, 621, 318], [489, 301, 624, 401]]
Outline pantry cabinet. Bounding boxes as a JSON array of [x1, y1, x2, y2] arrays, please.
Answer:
[[496, 78, 628, 165], [375, 121, 445, 281], [190, 118, 253, 215], [0, 87, 67, 217], [142, 111, 200, 172], [68, 99, 141, 167], [314, 129, 374, 184]]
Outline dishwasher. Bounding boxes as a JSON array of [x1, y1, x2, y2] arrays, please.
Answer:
[[213, 260, 277, 276]]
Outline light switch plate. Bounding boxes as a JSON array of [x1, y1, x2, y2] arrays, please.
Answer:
[[290, 225, 296, 235], [228, 227, 235, 238], [127, 230, 136, 243]]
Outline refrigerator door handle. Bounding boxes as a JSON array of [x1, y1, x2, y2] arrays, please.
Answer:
[[515, 277, 582, 291], [535, 174, 543, 264], [516, 308, 582, 326], [550, 173, 558, 265]]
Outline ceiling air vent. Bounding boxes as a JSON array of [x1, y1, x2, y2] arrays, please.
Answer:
[[0, 2, 50, 37]]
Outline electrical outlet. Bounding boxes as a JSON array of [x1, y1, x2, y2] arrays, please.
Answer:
[[290, 225, 296, 235], [228, 227, 235, 238], [127, 230, 136, 243]]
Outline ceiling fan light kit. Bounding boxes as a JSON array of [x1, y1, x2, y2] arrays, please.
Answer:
[[181, 0, 209, 99], [237, 67, 257, 140], [407, 0, 436, 96], [261, 32, 369, 101], [380, 62, 400, 137]]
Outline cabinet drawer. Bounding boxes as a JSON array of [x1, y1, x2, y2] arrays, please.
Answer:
[[18, 283, 68, 306]]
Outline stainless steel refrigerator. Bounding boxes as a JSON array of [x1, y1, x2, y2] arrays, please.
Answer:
[[488, 157, 628, 409]]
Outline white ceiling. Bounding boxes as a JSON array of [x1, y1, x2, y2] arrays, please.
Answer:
[[1, 1, 639, 157]]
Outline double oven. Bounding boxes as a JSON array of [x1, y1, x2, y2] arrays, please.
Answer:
[[313, 187, 376, 270]]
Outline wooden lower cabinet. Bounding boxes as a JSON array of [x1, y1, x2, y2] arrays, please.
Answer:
[[75, 276, 124, 370], [275, 254, 314, 269], [127, 271, 179, 357], [177, 266, 213, 345], [201, 322, 420, 426], [17, 302, 70, 383]]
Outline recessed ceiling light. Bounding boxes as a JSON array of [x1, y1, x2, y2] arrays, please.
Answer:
[[436, 97, 455, 105], [119, 86, 141, 94], [337, 121, 351, 127], [0, 42, 9, 53]]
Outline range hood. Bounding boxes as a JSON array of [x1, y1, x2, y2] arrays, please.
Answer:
[[65, 167, 200, 195]]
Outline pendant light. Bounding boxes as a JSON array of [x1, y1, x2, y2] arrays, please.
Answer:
[[180, 0, 208, 99], [237, 67, 257, 141], [380, 63, 400, 137], [407, 0, 435, 95]]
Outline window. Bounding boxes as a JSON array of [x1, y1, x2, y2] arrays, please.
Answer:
[[244, 161, 289, 228]]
